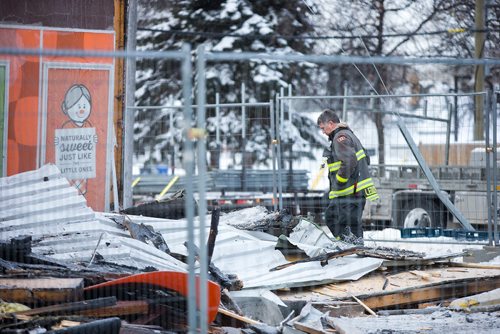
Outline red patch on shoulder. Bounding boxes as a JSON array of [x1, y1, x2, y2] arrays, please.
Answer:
[[337, 135, 347, 142]]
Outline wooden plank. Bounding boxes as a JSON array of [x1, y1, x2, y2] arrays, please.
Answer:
[[311, 301, 364, 318], [448, 262, 500, 270], [218, 307, 260, 325], [279, 268, 500, 312], [79, 300, 149, 317], [0, 278, 84, 305], [16, 297, 116, 316], [327, 285, 377, 316], [310, 268, 500, 300], [408, 270, 432, 281], [294, 321, 330, 334], [362, 275, 500, 309]]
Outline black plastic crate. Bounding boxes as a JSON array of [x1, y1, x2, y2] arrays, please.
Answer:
[[425, 228, 442, 237], [400, 228, 427, 238]]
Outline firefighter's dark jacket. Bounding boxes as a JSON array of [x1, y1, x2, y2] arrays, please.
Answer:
[[326, 123, 379, 201]]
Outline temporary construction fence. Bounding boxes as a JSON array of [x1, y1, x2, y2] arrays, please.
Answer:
[[0, 31, 212, 332], [276, 91, 499, 234], [131, 85, 499, 246], [193, 48, 500, 246], [3, 33, 500, 332]]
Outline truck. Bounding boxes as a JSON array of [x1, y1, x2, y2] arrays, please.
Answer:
[[132, 143, 499, 232]]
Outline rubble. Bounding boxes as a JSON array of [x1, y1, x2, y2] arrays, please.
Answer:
[[328, 309, 500, 334], [1, 165, 500, 333]]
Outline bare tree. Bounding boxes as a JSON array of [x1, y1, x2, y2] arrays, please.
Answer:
[[313, 0, 499, 164]]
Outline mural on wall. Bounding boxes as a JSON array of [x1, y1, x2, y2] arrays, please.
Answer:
[[0, 25, 115, 211], [43, 64, 112, 210], [55, 84, 97, 195]]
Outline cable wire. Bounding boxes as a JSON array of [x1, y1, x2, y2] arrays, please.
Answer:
[[137, 27, 498, 41]]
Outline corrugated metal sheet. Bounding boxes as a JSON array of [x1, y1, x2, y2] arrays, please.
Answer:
[[118, 213, 383, 290], [0, 165, 186, 272], [0, 165, 383, 290]]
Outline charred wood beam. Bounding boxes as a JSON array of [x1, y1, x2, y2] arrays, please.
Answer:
[[0, 258, 135, 287], [270, 247, 363, 271], [220, 288, 243, 316], [0, 236, 32, 263], [14, 297, 117, 316], [271, 245, 432, 271], [120, 215, 170, 254], [207, 206, 220, 265], [182, 241, 243, 291]]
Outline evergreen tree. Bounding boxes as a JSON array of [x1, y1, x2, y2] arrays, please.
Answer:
[[134, 0, 325, 170]]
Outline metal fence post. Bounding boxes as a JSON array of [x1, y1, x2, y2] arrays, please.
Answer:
[[270, 100, 278, 211], [445, 101, 452, 166], [241, 83, 247, 191], [123, 0, 137, 209], [196, 44, 208, 334], [276, 92, 283, 210], [181, 43, 198, 333], [215, 92, 221, 169], [492, 92, 499, 245], [486, 91, 493, 245], [342, 83, 348, 121]]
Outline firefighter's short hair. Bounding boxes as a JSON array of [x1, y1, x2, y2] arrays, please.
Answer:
[[317, 109, 340, 126]]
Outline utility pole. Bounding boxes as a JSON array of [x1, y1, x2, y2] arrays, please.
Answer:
[[474, 0, 485, 140]]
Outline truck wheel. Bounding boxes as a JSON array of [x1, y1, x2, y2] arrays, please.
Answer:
[[403, 208, 432, 228], [401, 201, 443, 228]]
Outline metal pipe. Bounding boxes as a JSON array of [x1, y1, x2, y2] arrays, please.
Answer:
[[492, 92, 499, 245], [0, 47, 189, 59], [241, 83, 247, 191], [485, 91, 493, 246], [279, 86, 285, 206], [4, 47, 500, 66], [204, 51, 500, 66], [342, 83, 348, 121], [242, 83, 246, 140], [127, 102, 270, 110], [122, 0, 137, 209], [169, 108, 175, 174], [129, 105, 450, 123], [215, 93, 220, 145], [181, 43, 197, 333], [276, 92, 283, 210], [397, 118, 474, 231], [277, 92, 485, 100], [215, 92, 221, 170], [287, 85, 294, 193], [280, 87, 285, 135], [445, 102, 452, 166], [196, 44, 208, 334], [270, 100, 278, 211]]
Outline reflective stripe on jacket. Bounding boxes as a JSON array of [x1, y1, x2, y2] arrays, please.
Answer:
[[326, 127, 379, 202]]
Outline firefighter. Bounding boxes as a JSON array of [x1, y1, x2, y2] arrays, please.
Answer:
[[317, 109, 379, 243]]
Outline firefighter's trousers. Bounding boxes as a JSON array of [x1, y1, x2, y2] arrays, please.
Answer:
[[325, 195, 366, 239]]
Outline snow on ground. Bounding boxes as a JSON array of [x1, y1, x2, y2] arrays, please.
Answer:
[[486, 255, 500, 264], [320, 226, 484, 257], [360, 228, 492, 261]]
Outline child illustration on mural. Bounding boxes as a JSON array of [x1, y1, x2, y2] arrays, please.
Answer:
[[55, 84, 98, 196], [61, 84, 93, 128]]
